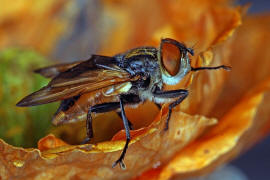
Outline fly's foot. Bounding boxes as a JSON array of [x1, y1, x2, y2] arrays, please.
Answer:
[[163, 125, 169, 131], [81, 137, 91, 144], [112, 158, 126, 170]]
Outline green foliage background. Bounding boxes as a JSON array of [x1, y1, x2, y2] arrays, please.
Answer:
[[0, 49, 57, 148]]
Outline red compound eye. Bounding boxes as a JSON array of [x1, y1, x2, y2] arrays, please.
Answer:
[[161, 41, 181, 76]]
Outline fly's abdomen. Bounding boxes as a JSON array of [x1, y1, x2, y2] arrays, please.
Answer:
[[52, 90, 119, 125]]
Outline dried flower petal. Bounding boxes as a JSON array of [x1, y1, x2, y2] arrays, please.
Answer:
[[99, 0, 242, 116], [38, 134, 68, 151], [211, 14, 270, 118], [136, 76, 270, 180], [4, 1, 270, 180], [0, 1, 75, 54], [0, 108, 217, 179]]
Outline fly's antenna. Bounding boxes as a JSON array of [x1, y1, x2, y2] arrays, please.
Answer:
[[187, 41, 199, 55], [188, 42, 231, 72], [191, 65, 231, 72], [191, 41, 199, 50]]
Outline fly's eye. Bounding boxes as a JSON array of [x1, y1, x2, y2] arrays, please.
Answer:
[[161, 42, 182, 76]]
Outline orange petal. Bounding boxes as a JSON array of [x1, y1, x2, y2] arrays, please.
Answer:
[[137, 76, 270, 180], [0, 106, 217, 179], [105, 0, 242, 115], [0, 0, 74, 54], [38, 134, 68, 151], [100, 0, 242, 54], [211, 14, 270, 118], [0, 1, 255, 180]]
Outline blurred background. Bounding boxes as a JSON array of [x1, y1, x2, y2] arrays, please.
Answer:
[[231, 1, 270, 180], [239, 0, 270, 13], [0, 0, 269, 179]]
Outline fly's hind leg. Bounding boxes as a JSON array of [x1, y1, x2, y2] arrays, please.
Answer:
[[81, 102, 120, 144], [153, 89, 189, 131], [81, 108, 93, 144]]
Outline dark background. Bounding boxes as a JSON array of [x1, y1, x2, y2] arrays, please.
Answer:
[[238, 0, 270, 13], [231, 1, 270, 180]]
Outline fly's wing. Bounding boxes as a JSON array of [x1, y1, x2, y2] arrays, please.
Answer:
[[34, 61, 84, 78], [17, 55, 136, 107]]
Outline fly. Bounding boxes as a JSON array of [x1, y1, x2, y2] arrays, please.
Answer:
[[17, 38, 230, 169]]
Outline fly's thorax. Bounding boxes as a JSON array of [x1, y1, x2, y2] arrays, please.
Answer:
[[137, 81, 163, 103], [153, 95, 179, 104], [137, 88, 155, 102], [123, 58, 160, 77], [121, 46, 158, 60], [136, 71, 163, 102], [116, 46, 162, 95], [115, 47, 159, 74]]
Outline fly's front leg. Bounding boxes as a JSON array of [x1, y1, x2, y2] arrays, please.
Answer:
[[112, 97, 131, 169], [153, 89, 188, 131], [165, 92, 188, 130]]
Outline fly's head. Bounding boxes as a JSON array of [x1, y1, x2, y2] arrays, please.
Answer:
[[158, 38, 194, 85]]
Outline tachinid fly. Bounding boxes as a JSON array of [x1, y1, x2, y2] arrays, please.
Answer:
[[17, 38, 230, 169]]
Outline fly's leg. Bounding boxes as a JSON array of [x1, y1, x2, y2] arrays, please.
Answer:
[[165, 93, 188, 130], [153, 89, 188, 131], [155, 103, 161, 109], [128, 120, 134, 130], [81, 102, 120, 144], [81, 108, 94, 144], [117, 112, 134, 130], [112, 97, 131, 169], [81, 95, 140, 169]]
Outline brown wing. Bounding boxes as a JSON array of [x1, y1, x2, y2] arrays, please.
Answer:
[[34, 61, 84, 78], [51, 83, 129, 125], [17, 55, 136, 107]]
